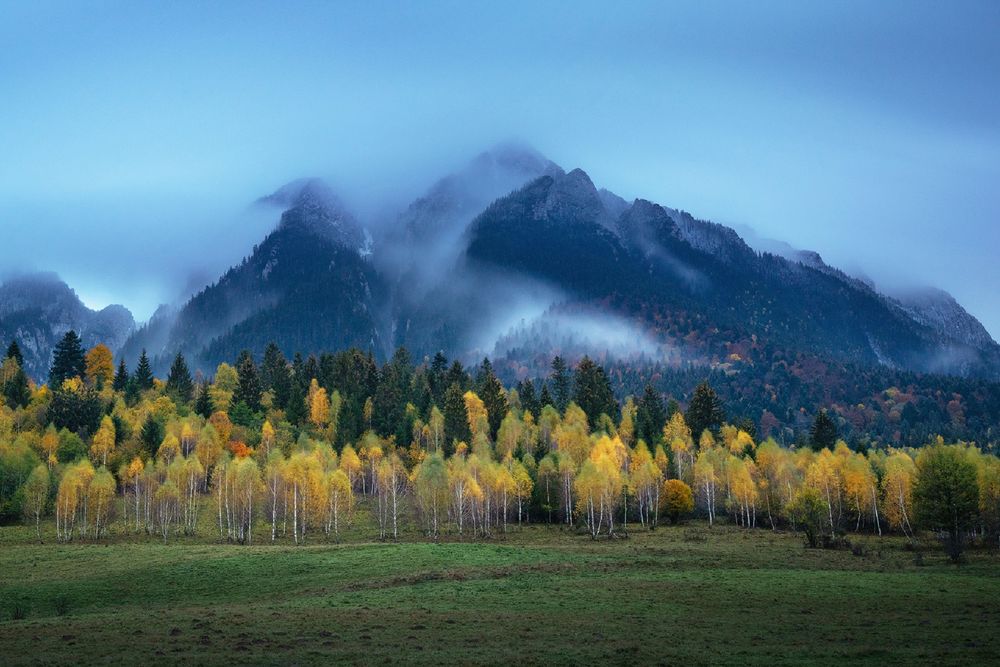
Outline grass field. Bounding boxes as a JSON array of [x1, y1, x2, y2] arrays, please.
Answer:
[[1, 507, 999, 665]]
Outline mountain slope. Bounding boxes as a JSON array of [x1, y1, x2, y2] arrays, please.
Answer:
[[0, 273, 135, 380], [121, 180, 386, 373]]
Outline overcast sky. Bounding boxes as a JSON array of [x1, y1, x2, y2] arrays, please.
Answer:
[[1, 1, 998, 336]]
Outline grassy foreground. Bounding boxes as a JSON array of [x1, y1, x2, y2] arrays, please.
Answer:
[[1, 519, 999, 665]]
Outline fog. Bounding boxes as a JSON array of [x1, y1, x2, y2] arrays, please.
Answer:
[[1, 2, 998, 337]]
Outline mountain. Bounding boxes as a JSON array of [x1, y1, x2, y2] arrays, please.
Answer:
[[457, 167, 1000, 378], [121, 180, 386, 373], [0, 273, 135, 380], [117, 145, 1000, 385], [378, 143, 562, 304]]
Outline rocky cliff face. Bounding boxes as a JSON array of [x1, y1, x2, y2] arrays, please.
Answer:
[[0, 273, 135, 380]]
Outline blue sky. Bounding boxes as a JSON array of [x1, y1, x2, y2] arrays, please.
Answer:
[[1, 1, 999, 336]]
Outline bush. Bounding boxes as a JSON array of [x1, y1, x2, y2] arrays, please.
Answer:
[[661, 479, 695, 524], [787, 487, 829, 548]]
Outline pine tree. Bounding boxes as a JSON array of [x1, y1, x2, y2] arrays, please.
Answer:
[[133, 349, 154, 391], [234, 350, 262, 412], [475, 358, 508, 439], [5, 339, 24, 366], [539, 382, 553, 409], [260, 342, 286, 393], [685, 381, 724, 440], [112, 359, 130, 392], [572, 356, 617, 428], [810, 409, 838, 451], [194, 379, 213, 418], [140, 414, 165, 458], [285, 377, 307, 425], [166, 352, 194, 403], [550, 356, 571, 412], [518, 379, 540, 418], [636, 384, 666, 445], [49, 330, 86, 388], [428, 351, 448, 405], [443, 382, 470, 455], [2, 364, 31, 409]]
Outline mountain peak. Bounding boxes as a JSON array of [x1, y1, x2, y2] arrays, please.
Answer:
[[259, 178, 368, 254], [473, 141, 562, 177]]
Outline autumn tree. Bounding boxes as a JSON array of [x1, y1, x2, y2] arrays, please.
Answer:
[[84, 344, 115, 388], [914, 444, 980, 562], [22, 464, 49, 539], [90, 415, 116, 466], [661, 479, 694, 524], [788, 486, 828, 548]]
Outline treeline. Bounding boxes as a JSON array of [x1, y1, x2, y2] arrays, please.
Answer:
[[1, 333, 998, 560]]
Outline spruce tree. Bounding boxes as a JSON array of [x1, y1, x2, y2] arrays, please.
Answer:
[[475, 358, 509, 439], [6, 339, 24, 366], [428, 352, 448, 405], [194, 379, 213, 418], [133, 349, 154, 391], [2, 364, 31, 408], [572, 356, 617, 428], [518, 379, 539, 418], [166, 352, 194, 403], [539, 383, 553, 409], [685, 381, 724, 440], [809, 409, 838, 451], [443, 382, 470, 455], [140, 414, 165, 458], [234, 350, 262, 412], [285, 377, 307, 425], [550, 356, 571, 412], [49, 330, 86, 388], [112, 359, 130, 392], [636, 384, 666, 445], [260, 342, 286, 393]]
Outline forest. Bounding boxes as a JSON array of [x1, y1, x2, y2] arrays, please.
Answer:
[[1, 330, 997, 563]]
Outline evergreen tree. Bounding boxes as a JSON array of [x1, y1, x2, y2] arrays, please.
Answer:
[[270, 358, 292, 410], [112, 359, 130, 392], [194, 379, 213, 418], [636, 384, 666, 445], [475, 357, 508, 439], [428, 351, 449, 405], [133, 349, 154, 391], [49, 330, 86, 388], [539, 382, 554, 409], [685, 381, 724, 440], [809, 409, 838, 451], [2, 364, 31, 409], [260, 342, 286, 393], [572, 356, 617, 428], [234, 350, 263, 412], [5, 339, 24, 366], [550, 356, 571, 412], [518, 379, 540, 418], [140, 414, 165, 458], [445, 360, 468, 392], [285, 377, 307, 425], [166, 352, 194, 403], [443, 382, 470, 455]]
